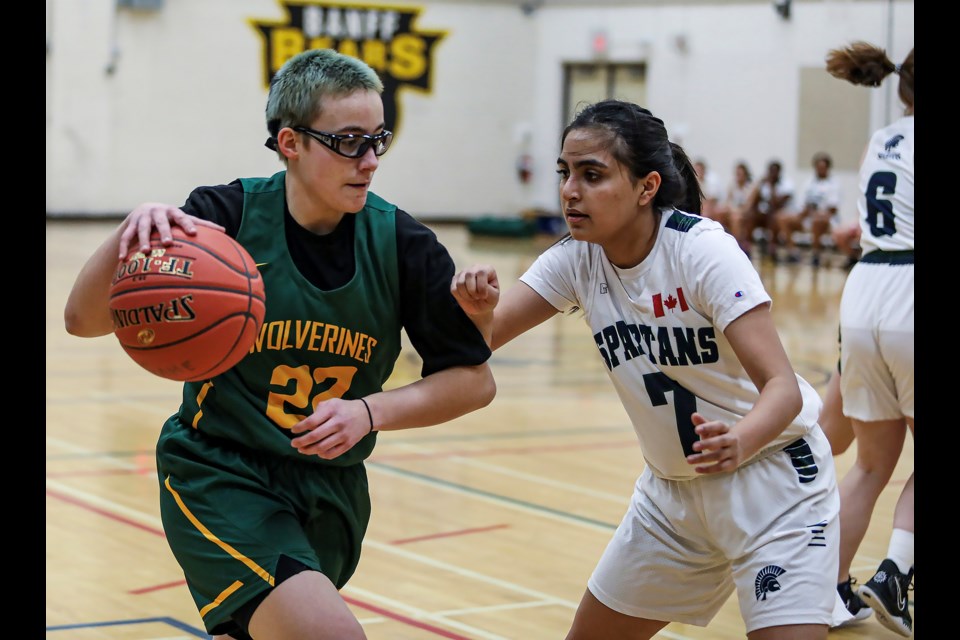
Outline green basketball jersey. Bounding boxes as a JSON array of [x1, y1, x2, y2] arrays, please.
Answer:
[[168, 171, 402, 466]]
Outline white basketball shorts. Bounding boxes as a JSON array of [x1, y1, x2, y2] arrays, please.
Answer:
[[839, 257, 914, 421], [587, 427, 839, 632]]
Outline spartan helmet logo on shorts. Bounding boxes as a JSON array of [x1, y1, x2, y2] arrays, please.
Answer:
[[754, 565, 786, 601]]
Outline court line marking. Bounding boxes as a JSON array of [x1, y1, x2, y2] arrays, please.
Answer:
[[436, 599, 561, 616], [363, 538, 576, 607], [344, 590, 500, 640], [47, 481, 166, 536], [371, 439, 636, 463], [385, 441, 628, 503], [349, 564, 696, 640], [390, 524, 510, 545], [368, 463, 618, 533], [46, 436, 142, 469], [380, 425, 627, 444]]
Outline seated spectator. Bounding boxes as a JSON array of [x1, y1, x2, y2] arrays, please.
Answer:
[[694, 158, 725, 226], [778, 151, 841, 267], [832, 220, 861, 270], [717, 160, 754, 252], [736, 159, 795, 261]]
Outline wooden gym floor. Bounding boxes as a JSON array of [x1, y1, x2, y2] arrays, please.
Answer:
[[46, 218, 913, 639]]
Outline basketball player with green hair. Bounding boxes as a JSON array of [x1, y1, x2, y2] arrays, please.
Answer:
[[64, 48, 495, 640]]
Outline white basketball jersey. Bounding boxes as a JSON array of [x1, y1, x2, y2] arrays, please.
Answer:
[[802, 175, 842, 213], [521, 210, 822, 480], [857, 115, 914, 254]]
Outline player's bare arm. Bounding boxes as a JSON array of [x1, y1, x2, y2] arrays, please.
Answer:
[[716, 303, 803, 462]]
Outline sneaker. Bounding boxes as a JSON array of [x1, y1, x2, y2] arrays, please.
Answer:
[[858, 559, 913, 637], [811, 253, 821, 268], [831, 577, 872, 627], [785, 251, 801, 264]]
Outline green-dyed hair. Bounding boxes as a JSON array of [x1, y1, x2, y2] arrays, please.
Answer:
[[264, 49, 383, 160]]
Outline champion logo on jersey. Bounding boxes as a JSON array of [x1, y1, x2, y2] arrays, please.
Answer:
[[652, 287, 688, 317], [734, 291, 745, 298]]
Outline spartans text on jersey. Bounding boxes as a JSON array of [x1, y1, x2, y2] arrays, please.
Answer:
[[595, 321, 718, 370]]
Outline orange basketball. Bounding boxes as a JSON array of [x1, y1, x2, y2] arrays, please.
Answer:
[[109, 226, 266, 382]]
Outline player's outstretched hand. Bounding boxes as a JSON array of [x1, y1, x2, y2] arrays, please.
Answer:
[[451, 264, 500, 317], [118, 202, 226, 260], [686, 412, 746, 474]]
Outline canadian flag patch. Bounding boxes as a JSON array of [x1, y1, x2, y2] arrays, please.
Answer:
[[652, 288, 689, 318]]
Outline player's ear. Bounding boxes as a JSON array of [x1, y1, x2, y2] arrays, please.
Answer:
[[637, 171, 661, 206], [277, 127, 299, 160]]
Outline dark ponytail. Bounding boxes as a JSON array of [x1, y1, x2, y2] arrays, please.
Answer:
[[669, 141, 703, 215]]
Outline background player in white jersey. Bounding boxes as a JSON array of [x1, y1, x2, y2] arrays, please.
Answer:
[[742, 159, 795, 262], [778, 152, 842, 267], [825, 41, 915, 637], [452, 99, 840, 640]]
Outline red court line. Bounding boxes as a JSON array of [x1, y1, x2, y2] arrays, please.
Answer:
[[390, 524, 509, 545], [342, 594, 473, 639], [46, 488, 166, 538], [129, 579, 186, 595]]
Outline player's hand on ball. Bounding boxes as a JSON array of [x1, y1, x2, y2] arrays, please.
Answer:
[[686, 412, 746, 474], [118, 202, 226, 260], [451, 264, 500, 316], [110, 225, 265, 381], [289, 398, 372, 460]]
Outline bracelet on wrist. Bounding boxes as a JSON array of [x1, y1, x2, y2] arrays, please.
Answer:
[[359, 397, 374, 434]]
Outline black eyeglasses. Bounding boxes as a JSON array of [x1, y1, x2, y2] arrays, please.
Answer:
[[292, 126, 393, 158]]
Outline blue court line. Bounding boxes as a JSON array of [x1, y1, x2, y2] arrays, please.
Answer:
[[46, 616, 209, 637]]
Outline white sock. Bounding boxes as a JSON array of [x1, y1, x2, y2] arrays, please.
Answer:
[[886, 528, 914, 574]]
